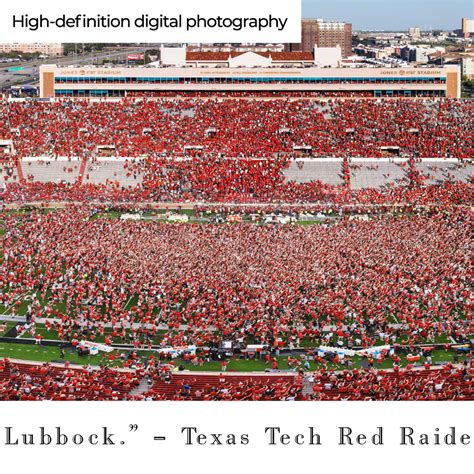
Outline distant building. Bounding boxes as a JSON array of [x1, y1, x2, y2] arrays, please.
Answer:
[[286, 19, 352, 58], [400, 46, 445, 64], [354, 45, 394, 60], [0, 43, 64, 56], [461, 57, 474, 79], [428, 50, 474, 72], [409, 27, 421, 38], [462, 18, 474, 37]]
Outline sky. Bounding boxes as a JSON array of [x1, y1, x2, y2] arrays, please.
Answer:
[[302, 0, 473, 31]]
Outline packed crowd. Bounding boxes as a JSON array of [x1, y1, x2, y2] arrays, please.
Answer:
[[124, 91, 378, 98], [0, 207, 470, 349], [1, 98, 472, 159], [1, 98, 472, 204]]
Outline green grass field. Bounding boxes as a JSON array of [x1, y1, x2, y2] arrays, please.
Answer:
[[0, 338, 466, 372], [18, 324, 167, 345], [0, 342, 117, 366]]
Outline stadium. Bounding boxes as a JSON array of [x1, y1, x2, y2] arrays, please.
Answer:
[[0, 57, 472, 401]]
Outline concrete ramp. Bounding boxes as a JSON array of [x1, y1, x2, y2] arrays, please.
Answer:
[[284, 159, 344, 186], [84, 160, 143, 188], [22, 160, 80, 184], [415, 161, 473, 185], [350, 161, 409, 189]]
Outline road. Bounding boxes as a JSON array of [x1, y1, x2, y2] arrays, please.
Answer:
[[0, 46, 149, 90]]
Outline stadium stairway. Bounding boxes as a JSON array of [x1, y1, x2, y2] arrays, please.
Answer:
[[343, 157, 350, 188], [128, 376, 153, 397], [302, 379, 314, 397], [15, 159, 24, 183], [77, 157, 89, 185]]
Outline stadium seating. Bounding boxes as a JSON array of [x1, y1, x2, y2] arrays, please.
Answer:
[[144, 373, 302, 400], [140, 366, 473, 401], [0, 359, 140, 400], [1, 359, 471, 401]]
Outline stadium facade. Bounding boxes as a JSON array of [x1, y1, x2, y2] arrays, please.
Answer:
[[39, 63, 461, 99]]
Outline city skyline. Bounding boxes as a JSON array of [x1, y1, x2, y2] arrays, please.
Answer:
[[302, 0, 473, 31]]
